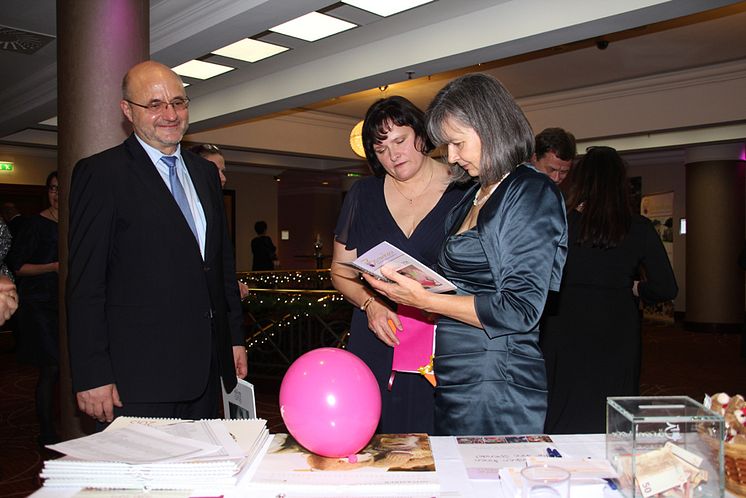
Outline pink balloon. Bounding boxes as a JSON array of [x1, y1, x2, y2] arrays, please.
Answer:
[[279, 347, 381, 458]]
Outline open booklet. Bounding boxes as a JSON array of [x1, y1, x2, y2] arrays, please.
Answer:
[[344, 241, 456, 293], [248, 433, 439, 495]]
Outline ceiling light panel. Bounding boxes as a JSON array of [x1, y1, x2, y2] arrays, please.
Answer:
[[341, 0, 434, 17], [212, 38, 289, 63], [270, 12, 356, 42], [172, 60, 234, 80]]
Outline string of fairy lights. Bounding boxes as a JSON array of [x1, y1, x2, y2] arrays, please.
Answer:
[[238, 270, 351, 351], [237, 269, 333, 289]]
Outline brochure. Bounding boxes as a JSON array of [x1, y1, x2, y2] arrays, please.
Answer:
[[346, 241, 456, 293], [222, 377, 256, 420], [456, 435, 555, 479], [392, 304, 437, 386], [248, 433, 439, 494]]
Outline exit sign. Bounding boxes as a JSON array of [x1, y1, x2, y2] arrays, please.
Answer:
[[0, 162, 13, 171]]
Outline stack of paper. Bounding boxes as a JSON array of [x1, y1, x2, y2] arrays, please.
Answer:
[[41, 417, 268, 490]]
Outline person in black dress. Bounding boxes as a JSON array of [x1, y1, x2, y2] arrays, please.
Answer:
[[362, 75, 567, 436], [7, 171, 60, 444], [541, 146, 678, 434], [331, 96, 468, 434], [251, 221, 277, 271]]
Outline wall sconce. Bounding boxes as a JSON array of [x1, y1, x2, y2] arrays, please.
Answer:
[[349, 120, 365, 158]]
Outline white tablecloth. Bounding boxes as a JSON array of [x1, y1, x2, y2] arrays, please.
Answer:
[[30, 433, 620, 498]]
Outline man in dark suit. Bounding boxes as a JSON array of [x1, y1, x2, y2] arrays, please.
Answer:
[[67, 60, 247, 423]]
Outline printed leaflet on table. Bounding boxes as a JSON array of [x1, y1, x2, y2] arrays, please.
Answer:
[[247, 433, 439, 495]]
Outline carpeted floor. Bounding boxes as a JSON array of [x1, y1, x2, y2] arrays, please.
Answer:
[[1, 321, 744, 496]]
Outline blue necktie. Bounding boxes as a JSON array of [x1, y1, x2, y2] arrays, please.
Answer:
[[162, 155, 198, 240]]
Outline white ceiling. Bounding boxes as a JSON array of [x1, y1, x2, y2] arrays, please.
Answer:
[[1, 0, 745, 176]]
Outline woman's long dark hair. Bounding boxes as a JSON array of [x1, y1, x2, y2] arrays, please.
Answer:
[[564, 146, 632, 249]]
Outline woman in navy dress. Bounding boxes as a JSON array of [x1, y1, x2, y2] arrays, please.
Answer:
[[331, 96, 468, 434], [8, 171, 60, 444], [541, 146, 678, 434], [364, 74, 567, 436]]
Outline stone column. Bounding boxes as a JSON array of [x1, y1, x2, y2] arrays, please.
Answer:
[[57, 0, 149, 438], [684, 144, 746, 333]]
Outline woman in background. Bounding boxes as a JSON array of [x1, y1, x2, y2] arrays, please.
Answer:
[[541, 146, 678, 434], [363, 74, 567, 436], [331, 96, 468, 434], [8, 171, 60, 444]]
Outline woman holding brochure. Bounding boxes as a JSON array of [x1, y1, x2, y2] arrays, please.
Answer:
[[364, 74, 568, 436], [331, 96, 468, 434]]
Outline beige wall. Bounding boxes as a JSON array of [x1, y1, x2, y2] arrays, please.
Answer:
[[278, 187, 342, 270], [225, 170, 278, 272], [0, 146, 57, 185]]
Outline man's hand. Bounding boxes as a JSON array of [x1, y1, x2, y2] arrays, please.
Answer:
[[76, 384, 122, 423], [233, 345, 248, 379]]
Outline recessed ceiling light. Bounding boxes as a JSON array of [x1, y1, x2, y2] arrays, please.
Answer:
[[172, 60, 234, 80], [270, 11, 356, 42], [341, 0, 434, 17], [212, 38, 289, 63]]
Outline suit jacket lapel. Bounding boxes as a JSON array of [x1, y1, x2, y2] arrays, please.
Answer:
[[124, 135, 203, 255]]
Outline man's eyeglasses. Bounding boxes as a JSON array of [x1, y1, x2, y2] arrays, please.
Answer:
[[48, 185, 59, 193], [125, 98, 190, 113]]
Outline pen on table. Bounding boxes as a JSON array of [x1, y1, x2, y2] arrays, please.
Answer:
[[546, 447, 562, 458], [604, 478, 619, 490]]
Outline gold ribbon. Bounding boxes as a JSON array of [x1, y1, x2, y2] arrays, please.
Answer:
[[417, 356, 437, 387]]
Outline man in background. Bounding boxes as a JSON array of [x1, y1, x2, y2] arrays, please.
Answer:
[[68, 60, 247, 424], [532, 127, 576, 185], [190, 144, 226, 188], [190, 143, 249, 298], [251, 221, 277, 271]]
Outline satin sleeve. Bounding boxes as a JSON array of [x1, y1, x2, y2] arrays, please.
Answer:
[[474, 171, 567, 339], [638, 217, 678, 303]]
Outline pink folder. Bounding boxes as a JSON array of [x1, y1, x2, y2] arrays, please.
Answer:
[[391, 305, 436, 386]]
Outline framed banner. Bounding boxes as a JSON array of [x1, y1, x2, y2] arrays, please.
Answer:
[[640, 191, 675, 323]]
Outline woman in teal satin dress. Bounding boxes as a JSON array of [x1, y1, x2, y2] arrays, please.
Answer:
[[364, 74, 568, 436]]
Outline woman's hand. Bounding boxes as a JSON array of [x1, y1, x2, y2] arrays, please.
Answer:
[[363, 266, 431, 310], [364, 299, 401, 347], [0, 276, 18, 325]]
